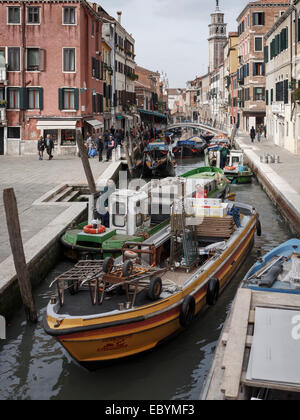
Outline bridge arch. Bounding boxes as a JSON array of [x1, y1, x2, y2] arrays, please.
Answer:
[[167, 122, 227, 136]]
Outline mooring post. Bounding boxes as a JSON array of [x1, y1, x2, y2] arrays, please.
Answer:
[[76, 129, 97, 195], [3, 188, 38, 324], [124, 142, 134, 177]]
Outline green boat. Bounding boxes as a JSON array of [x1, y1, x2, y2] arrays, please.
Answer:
[[205, 149, 253, 185], [62, 186, 173, 261], [180, 166, 230, 199]]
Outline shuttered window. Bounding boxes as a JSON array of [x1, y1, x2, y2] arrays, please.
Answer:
[[58, 88, 78, 110]]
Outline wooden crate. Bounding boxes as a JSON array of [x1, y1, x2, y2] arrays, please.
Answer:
[[195, 215, 235, 238]]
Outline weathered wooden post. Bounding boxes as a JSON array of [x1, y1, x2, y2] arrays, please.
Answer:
[[124, 142, 134, 177], [76, 129, 97, 195], [3, 188, 38, 323], [230, 125, 237, 148]]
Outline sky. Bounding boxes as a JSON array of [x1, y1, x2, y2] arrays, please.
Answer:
[[96, 0, 249, 88]]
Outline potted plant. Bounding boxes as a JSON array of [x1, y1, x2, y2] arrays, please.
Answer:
[[0, 100, 7, 108]]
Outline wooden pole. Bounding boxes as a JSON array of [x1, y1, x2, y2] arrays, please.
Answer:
[[124, 143, 134, 177], [76, 130, 97, 195], [3, 188, 38, 323]]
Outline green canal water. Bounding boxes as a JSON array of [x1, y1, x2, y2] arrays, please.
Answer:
[[0, 158, 293, 400]]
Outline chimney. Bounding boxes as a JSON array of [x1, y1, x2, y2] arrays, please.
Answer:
[[117, 11, 122, 24], [92, 3, 97, 11]]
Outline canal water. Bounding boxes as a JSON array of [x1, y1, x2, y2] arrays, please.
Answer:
[[0, 158, 293, 400]]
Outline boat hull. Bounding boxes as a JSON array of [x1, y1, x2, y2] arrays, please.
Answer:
[[45, 215, 257, 364]]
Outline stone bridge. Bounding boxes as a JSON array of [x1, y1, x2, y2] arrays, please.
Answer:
[[167, 122, 227, 136]]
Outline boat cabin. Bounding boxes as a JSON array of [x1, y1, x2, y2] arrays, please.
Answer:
[[109, 189, 150, 236], [227, 150, 244, 168]]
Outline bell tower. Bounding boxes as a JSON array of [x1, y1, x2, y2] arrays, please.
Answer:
[[208, 0, 227, 72]]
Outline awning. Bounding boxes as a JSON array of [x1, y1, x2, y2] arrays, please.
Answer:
[[37, 120, 77, 130], [85, 119, 104, 129], [138, 109, 168, 120]]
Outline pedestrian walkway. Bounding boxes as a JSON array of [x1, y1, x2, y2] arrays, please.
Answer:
[[235, 134, 300, 235], [0, 155, 110, 263]]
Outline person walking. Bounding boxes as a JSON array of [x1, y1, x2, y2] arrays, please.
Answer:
[[257, 129, 262, 143], [86, 134, 93, 158], [106, 134, 115, 161], [97, 134, 104, 162], [250, 127, 256, 143], [45, 134, 54, 160], [37, 136, 45, 160]]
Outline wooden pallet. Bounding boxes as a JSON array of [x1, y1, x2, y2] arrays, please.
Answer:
[[194, 215, 235, 238]]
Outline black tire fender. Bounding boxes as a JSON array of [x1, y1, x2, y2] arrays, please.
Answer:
[[148, 277, 162, 301], [206, 278, 220, 306], [179, 295, 196, 328], [256, 219, 262, 237]]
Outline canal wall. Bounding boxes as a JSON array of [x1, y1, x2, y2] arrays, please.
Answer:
[[0, 161, 125, 320], [235, 136, 300, 237]]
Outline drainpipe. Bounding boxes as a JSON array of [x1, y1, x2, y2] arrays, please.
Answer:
[[20, 0, 26, 155]]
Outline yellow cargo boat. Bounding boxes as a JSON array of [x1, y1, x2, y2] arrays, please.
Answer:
[[44, 201, 260, 367]]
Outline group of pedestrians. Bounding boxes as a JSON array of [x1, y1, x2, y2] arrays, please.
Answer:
[[250, 125, 266, 143], [37, 135, 55, 161], [85, 127, 126, 162]]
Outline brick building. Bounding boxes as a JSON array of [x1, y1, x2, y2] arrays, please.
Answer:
[[0, 0, 107, 156], [237, 0, 289, 134]]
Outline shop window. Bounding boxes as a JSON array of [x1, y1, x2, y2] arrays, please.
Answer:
[[44, 130, 58, 146], [61, 129, 76, 146]]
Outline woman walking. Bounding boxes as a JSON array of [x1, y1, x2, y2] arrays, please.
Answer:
[[250, 127, 256, 143], [37, 136, 45, 160]]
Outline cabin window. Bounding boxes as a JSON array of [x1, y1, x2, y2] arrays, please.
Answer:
[[113, 202, 126, 228]]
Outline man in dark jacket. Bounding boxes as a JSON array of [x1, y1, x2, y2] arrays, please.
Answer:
[[45, 135, 54, 160], [37, 136, 45, 160], [250, 127, 256, 143], [97, 134, 104, 162]]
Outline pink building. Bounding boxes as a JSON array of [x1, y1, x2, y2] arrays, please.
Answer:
[[0, 0, 105, 156]]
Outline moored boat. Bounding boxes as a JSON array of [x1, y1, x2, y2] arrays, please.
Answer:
[[135, 140, 176, 178], [180, 166, 230, 200], [241, 239, 300, 294], [173, 136, 207, 159], [44, 199, 260, 366]]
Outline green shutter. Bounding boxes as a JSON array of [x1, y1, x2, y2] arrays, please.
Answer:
[[74, 88, 79, 110], [19, 87, 28, 110], [39, 88, 43, 110], [58, 88, 63, 110], [266, 90, 269, 106]]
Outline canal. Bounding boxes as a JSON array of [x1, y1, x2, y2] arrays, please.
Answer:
[[0, 158, 293, 400]]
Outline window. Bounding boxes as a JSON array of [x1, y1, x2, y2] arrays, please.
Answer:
[[7, 88, 20, 109], [7, 7, 20, 24], [253, 12, 265, 26], [8, 48, 20, 71], [63, 7, 76, 25], [61, 129, 76, 145], [28, 88, 40, 109], [254, 87, 265, 101], [255, 37, 263, 52], [253, 62, 265, 76], [63, 48, 75, 72], [7, 127, 20, 138], [27, 48, 40, 71], [28, 7, 40, 24], [63, 88, 75, 110], [113, 202, 126, 228]]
